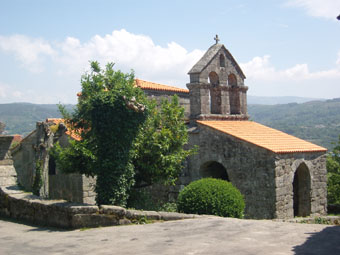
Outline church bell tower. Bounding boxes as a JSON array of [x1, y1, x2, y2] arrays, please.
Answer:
[[187, 36, 249, 122]]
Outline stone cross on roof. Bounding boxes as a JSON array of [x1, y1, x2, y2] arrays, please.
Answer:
[[214, 34, 220, 44]]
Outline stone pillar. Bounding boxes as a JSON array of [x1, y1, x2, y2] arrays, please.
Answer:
[[221, 87, 230, 115], [240, 86, 248, 115], [187, 83, 210, 120], [34, 122, 54, 198]]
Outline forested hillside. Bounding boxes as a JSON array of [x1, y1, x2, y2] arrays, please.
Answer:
[[248, 98, 340, 150], [1, 99, 340, 151], [0, 103, 74, 136]]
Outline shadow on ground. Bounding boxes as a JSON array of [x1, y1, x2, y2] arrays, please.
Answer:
[[293, 225, 340, 254], [0, 216, 69, 233]]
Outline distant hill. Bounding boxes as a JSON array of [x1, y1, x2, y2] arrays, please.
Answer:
[[248, 98, 340, 151], [248, 95, 325, 105], [0, 103, 74, 136], [1, 98, 340, 151]]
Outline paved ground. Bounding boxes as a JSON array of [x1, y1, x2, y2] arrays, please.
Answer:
[[0, 216, 339, 255]]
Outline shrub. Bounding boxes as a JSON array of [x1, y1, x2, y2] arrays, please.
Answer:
[[177, 178, 245, 218]]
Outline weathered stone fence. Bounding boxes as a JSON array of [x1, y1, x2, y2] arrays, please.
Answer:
[[0, 185, 202, 229], [0, 135, 203, 229]]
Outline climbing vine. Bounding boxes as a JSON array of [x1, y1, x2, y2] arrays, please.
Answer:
[[32, 159, 43, 196]]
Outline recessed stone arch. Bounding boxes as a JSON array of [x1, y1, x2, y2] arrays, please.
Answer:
[[293, 162, 311, 217], [228, 73, 237, 87], [199, 161, 229, 181], [208, 71, 219, 86], [208, 71, 221, 114]]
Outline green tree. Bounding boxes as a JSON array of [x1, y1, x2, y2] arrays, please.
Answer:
[[132, 96, 193, 188], [327, 135, 340, 204], [53, 61, 194, 206], [54, 61, 147, 205]]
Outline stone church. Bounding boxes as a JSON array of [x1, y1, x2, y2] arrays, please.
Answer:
[[9, 40, 328, 219]]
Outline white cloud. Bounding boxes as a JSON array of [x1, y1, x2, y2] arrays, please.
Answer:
[[0, 82, 25, 102], [0, 35, 56, 72], [54, 29, 204, 87], [0, 30, 204, 88], [240, 52, 340, 98], [1, 29, 340, 101], [240, 52, 340, 81], [285, 0, 340, 20]]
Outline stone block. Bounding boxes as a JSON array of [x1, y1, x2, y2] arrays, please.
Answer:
[[66, 205, 99, 215], [72, 214, 119, 228], [100, 205, 126, 217]]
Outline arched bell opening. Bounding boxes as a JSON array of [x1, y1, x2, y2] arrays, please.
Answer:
[[209, 72, 221, 114]]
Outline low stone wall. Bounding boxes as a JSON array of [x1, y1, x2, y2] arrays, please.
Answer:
[[0, 185, 202, 229], [276, 216, 340, 225]]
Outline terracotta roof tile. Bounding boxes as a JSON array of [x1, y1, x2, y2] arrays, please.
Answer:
[[46, 118, 81, 141], [197, 120, 327, 154], [77, 79, 189, 97], [135, 79, 189, 93]]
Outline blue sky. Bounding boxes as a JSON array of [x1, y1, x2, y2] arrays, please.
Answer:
[[0, 0, 340, 103]]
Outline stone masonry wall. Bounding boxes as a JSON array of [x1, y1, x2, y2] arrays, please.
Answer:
[[143, 89, 190, 118], [184, 124, 278, 219], [11, 131, 36, 191], [274, 153, 327, 219], [183, 124, 328, 219], [0, 136, 17, 187], [49, 174, 96, 204]]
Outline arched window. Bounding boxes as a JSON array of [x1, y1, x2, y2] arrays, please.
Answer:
[[220, 54, 225, 67], [228, 73, 237, 87], [208, 71, 219, 86]]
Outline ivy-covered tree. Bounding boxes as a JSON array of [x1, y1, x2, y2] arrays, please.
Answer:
[[53, 61, 194, 206], [54, 62, 147, 205], [327, 135, 340, 204]]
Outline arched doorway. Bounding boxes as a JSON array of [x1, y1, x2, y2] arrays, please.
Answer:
[[199, 161, 229, 181], [293, 163, 311, 217]]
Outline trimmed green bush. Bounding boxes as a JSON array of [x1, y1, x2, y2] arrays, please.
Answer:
[[177, 178, 245, 218]]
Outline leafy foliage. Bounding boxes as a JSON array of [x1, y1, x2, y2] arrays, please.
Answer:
[[132, 96, 194, 188], [327, 135, 340, 204], [53, 61, 193, 206], [54, 61, 147, 206], [177, 178, 245, 218]]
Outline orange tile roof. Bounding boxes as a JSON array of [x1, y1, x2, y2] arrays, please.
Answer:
[[12, 134, 23, 143], [46, 118, 81, 141], [197, 120, 327, 154], [135, 79, 189, 93], [77, 79, 189, 97]]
